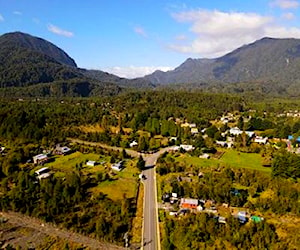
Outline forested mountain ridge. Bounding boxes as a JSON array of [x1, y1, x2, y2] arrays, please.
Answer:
[[0, 32, 77, 67], [0, 32, 153, 95], [144, 37, 300, 93]]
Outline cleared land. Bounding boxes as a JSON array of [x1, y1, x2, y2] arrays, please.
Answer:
[[0, 212, 125, 250], [178, 149, 271, 173], [41, 151, 140, 201]]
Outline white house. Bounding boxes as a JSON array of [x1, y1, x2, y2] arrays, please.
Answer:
[[35, 167, 51, 180], [229, 127, 255, 138], [254, 136, 268, 144], [180, 144, 195, 151], [112, 161, 123, 171], [33, 154, 48, 165], [129, 141, 138, 147], [229, 127, 242, 135], [86, 160, 97, 167]]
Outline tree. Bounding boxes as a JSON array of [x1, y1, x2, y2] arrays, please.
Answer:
[[136, 155, 145, 171], [138, 136, 148, 151]]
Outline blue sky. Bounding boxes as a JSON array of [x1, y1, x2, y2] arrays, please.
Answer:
[[1, 0, 300, 78]]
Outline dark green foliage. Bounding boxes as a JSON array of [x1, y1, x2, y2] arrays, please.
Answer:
[[0, 168, 133, 244], [136, 155, 145, 171], [163, 213, 279, 249], [272, 151, 300, 179]]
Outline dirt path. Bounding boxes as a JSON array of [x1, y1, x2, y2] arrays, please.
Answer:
[[68, 138, 140, 158], [0, 211, 125, 250]]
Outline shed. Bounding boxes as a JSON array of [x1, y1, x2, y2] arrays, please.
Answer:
[[86, 160, 97, 167], [180, 198, 198, 209], [33, 154, 48, 165]]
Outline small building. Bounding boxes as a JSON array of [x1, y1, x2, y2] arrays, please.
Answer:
[[86, 160, 97, 167], [254, 136, 268, 144], [54, 145, 71, 155], [35, 167, 51, 180], [180, 198, 198, 209], [237, 211, 248, 224], [251, 215, 264, 223], [180, 144, 195, 151], [129, 141, 138, 147], [216, 141, 228, 147], [33, 154, 48, 165], [199, 153, 210, 159], [111, 161, 123, 171]]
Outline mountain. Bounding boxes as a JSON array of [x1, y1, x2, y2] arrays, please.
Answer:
[[144, 37, 300, 94], [0, 31, 154, 96], [79, 69, 155, 89], [0, 32, 77, 67]]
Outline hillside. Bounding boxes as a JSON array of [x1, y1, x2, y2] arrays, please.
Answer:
[[0, 32, 154, 96], [0, 32, 77, 67], [144, 37, 300, 95]]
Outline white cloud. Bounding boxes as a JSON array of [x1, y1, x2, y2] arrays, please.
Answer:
[[270, 0, 299, 9], [102, 66, 173, 78], [282, 12, 295, 19], [0, 14, 4, 22], [169, 9, 300, 58], [134, 26, 147, 38], [47, 24, 74, 37], [13, 11, 22, 15]]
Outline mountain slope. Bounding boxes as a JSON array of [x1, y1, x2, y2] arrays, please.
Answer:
[[0, 32, 77, 67], [0, 32, 124, 96], [0, 31, 154, 94], [144, 37, 300, 86]]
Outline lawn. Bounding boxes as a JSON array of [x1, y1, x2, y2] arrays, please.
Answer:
[[178, 149, 271, 173], [45, 151, 106, 173], [88, 159, 140, 201], [43, 151, 140, 201]]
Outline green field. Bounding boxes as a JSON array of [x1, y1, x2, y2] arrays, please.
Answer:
[[42, 151, 139, 201], [177, 149, 271, 173]]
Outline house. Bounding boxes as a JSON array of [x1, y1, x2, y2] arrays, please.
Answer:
[[254, 136, 268, 144], [229, 127, 255, 138], [54, 145, 71, 155], [237, 211, 248, 224], [86, 160, 97, 167], [180, 198, 198, 209], [199, 153, 210, 159], [251, 215, 264, 223], [35, 167, 51, 180], [216, 141, 228, 147], [229, 127, 242, 135], [33, 154, 48, 165], [180, 144, 195, 151], [129, 141, 138, 147], [111, 161, 123, 171], [189, 123, 197, 128]]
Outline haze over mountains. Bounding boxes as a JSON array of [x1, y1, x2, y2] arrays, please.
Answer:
[[2, 31, 300, 97]]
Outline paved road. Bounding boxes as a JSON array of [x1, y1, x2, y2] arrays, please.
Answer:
[[142, 147, 174, 250], [68, 138, 175, 250]]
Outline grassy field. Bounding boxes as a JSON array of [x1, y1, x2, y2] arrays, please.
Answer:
[[177, 149, 271, 173], [42, 151, 139, 201]]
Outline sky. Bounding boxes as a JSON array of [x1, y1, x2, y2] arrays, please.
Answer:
[[1, 0, 300, 78]]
